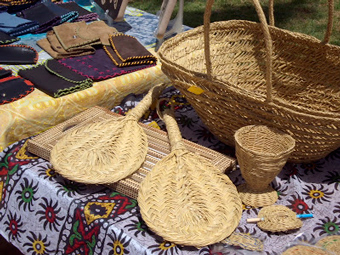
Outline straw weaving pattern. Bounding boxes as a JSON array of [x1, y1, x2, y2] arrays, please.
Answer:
[[138, 108, 242, 247], [158, 0, 340, 163], [257, 205, 302, 232], [50, 84, 166, 184], [281, 245, 334, 255], [316, 235, 340, 255], [235, 125, 295, 207], [50, 116, 148, 184]]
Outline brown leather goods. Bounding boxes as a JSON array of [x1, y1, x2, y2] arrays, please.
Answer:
[[104, 34, 157, 67], [37, 30, 95, 59]]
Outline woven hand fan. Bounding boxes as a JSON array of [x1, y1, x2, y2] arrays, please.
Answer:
[[50, 83, 167, 184], [137, 102, 242, 247]]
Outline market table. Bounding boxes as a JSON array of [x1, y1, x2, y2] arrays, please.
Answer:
[[1, 84, 340, 255], [0, 6, 180, 152]]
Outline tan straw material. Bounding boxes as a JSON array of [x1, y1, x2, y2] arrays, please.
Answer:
[[27, 106, 236, 199], [158, 0, 340, 163], [138, 104, 242, 247], [316, 235, 340, 254], [50, 83, 167, 184], [281, 245, 334, 255], [221, 232, 263, 252], [257, 205, 302, 232], [235, 125, 295, 207]]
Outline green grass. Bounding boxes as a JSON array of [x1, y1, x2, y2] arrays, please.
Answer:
[[128, 0, 340, 45]]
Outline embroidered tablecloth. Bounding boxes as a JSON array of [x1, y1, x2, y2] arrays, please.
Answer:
[[0, 86, 339, 255]]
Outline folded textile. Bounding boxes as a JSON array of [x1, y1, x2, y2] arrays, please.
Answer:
[[58, 47, 157, 81], [104, 34, 157, 67], [0, 11, 39, 36], [52, 20, 118, 51], [56, 1, 99, 22], [42, 1, 78, 23], [37, 30, 95, 59], [18, 59, 93, 98], [16, 2, 62, 33], [0, 0, 39, 13], [0, 75, 34, 105], [0, 30, 19, 44], [0, 44, 38, 64]]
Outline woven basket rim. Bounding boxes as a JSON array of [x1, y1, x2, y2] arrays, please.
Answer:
[[234, 125, 295, 157], [158, 20, 340, 119]]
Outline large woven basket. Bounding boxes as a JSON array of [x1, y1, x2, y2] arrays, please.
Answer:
[[158, 0, 340, 163]]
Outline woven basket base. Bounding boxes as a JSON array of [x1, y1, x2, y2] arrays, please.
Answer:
[[316, 235, 340, 254], [237, 183, 278, 208]]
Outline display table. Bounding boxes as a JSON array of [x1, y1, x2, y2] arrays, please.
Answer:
[[0, 5, 192, 152], [1, 85, 340, 255]]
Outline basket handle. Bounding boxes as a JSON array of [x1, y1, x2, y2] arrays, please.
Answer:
[[267, 0, 334, 44], [203, 0, 334, 103]]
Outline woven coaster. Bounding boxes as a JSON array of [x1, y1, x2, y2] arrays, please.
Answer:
[[281, 245, 333, 255], [316, 235, 340, 254]]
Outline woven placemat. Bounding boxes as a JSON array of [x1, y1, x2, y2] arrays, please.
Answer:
[[316, 235, 340, 254], [27, 106, 236, 199]]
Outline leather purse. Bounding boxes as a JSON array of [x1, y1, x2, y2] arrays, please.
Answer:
[[0, 75, 34, 105], [104, 34, 157, 67], [0, 44, 38, 64], [18, 59, 93, 98], [58, 47, 156, 81], [0, 31, 19, 45], [0, 67, 12, 78]]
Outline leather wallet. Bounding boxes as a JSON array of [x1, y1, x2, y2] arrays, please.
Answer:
[[0, 31, 19, 45], [104, 34, 157, 67], [18, 59, 93, 98], [0, 44, 38, 64], [58, 47, 156, 81], [0, 67, 12, 78], [0, 75, 35, 105]]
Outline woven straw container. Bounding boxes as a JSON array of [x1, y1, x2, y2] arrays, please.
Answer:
[[158, 0, 340, 163], [235, 125, 295, 207]]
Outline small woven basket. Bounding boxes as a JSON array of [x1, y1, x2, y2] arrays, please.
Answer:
[[158, 0, 340, 163], [257, 205, 302, 232], [235, 125, 295, 207]]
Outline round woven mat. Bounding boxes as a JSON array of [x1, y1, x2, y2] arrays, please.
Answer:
[[316, 235, 340, 254], [257, 205, 302, 232], [237, 183, 278, 208], [281, 245, 333, 255]]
